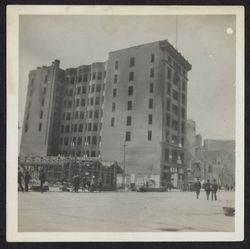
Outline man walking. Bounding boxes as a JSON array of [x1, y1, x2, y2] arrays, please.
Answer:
[[204, 179, 211, 200], [39, 168, 46, 193], [194, 178, 201, 199], [18, 168, 24, 192], [24, 170, 31, 192], [211, 179, 218, 201]]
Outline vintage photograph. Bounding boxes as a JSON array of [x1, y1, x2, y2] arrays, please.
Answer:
[[7, 6, 244, 241]]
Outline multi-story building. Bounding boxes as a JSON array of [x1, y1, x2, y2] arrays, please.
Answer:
[[20, 40, 192, 187]]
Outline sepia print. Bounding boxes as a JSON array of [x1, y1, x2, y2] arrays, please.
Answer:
[[7, 5, 244, 241]]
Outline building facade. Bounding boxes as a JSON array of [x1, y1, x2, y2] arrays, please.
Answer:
[[20, 40, 192, 187]]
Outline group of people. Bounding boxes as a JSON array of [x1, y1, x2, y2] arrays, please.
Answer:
[[18, 167, 47, 193], [71, 174, 103, 193], [194, 178, 218, 201]]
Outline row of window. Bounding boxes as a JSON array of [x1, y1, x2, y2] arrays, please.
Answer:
[[165, 130, 185, 146], [167, 68, 187, 91], [166, 101, 186, 116], [65, 83, 105, 96], [60, 135, 101, 146], [61, 109, 103, 121], [66, 71, 106, 84], [114, 53, 155, 70], [166, 114, 186, 131], [61, 122, 102, 133], [125, 130, 152, 142], [164, 148, 184, 163], [59, 150, 99, 158], [111, 114, 153, 127], [63, 96, 104, 109]]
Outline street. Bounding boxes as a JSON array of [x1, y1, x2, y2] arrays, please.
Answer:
[[18, 190, 235, 232]]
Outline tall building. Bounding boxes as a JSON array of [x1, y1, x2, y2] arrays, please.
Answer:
[[20, 40, 192, 187]]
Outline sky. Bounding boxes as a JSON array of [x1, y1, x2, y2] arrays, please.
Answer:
[[19, 14, 236, 144]]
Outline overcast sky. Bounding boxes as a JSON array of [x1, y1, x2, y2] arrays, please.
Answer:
[[19, 14, 236, 144]]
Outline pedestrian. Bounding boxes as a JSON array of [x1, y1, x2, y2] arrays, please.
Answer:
[[90, 176, 96, 192], [97, 178, 103, 192], [82, 176, 87, 192], [39, 168, 46, 193], [24, 170, 31, 192], [18, 168, 24, 192], [194, 178, 201, 199], [211, 179, 218, 201], [204, 179, 211, 200]]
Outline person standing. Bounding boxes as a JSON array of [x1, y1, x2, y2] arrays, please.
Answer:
[[39, 168, 46, 193], [194, 178, 201, 199], [97, 178, 103, 192], [18, 168, 24, 192], [204, 179, 211, 200], [211, 179, 218, 201], [24, 170, 31, 192]]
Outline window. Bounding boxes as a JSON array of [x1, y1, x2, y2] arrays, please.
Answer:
[[92, 72, 96, 80], [125, 131, 131, 141], [77, 86, 81, 94], [66, 112, 71, 120], [95, 97, 100, 105], [113, 88, 117, 97], [115, 60, 119, 70], [81, 98, 85, 107], [40, 111, 43, 119], [151, 53, 155, 63], [90, 97, 94, 105], [173, 73, 180, 86], [87, 136, 91, 144], [98, 72, 102, 80], [165, 130, 169, 142], [181, 122, 185, 133], [89, 110, 93, 118], [38, 123, 42, 131], [79, 124, 83, 132], [164, 148, 169, 161], [91, 151, 96, 157], [167, 83, 171, 95], [127, 116, 132, 126], [94, 110, 99, 118], [172, 104, 179, 115], [67, 101, 72, 108], [25, 123, 28, 132], [44, 75, 48, 83], [88, 123, 92, 131], [129, 72, 134, 81], [93, 123, 98, 131], [77, 137, 82, 145], [130, 57, 135, 67], [148, 114, 153, 125], [70, 77, 74, 84], [75, 111, 79, 119], [92, 136, 97, 145], [148, 130, 152, 141], [74, 124, 77, 132], [78, 75, 82, 82], [83, 74, 88, 82], [182, 94, 186, 105], [167, 68, 172, 80], [91, 84, 95, 92], [150, 68, 154, 78], [149, 83, 154, 93], [166, 114, 171, 127], [111, 117, 115, 127], [114, 74, 118, 83], [127, 101, 132, 110], [82, 86, 86, 94], [172, 120, 178, 130], [76, 99, 80, 107], [173, 90, 179, 101], [112, 102, 116, 112], [96, 84, 101, 92], [149, 98, 153, 109], [166, 98, 171, 111], [65, 125, 70, 133], [128, 86, 133, 96], [80, 111, 84, 119], [182, 107, 186, 119], [64, 137, 69, 146], [41, 98, 45, 107], [172, 150, 178, 163]]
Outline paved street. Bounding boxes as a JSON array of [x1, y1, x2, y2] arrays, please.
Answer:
[[18, 190, 235, 232]]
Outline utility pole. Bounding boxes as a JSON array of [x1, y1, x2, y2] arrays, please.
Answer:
[[123, 140, 126, 189]]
